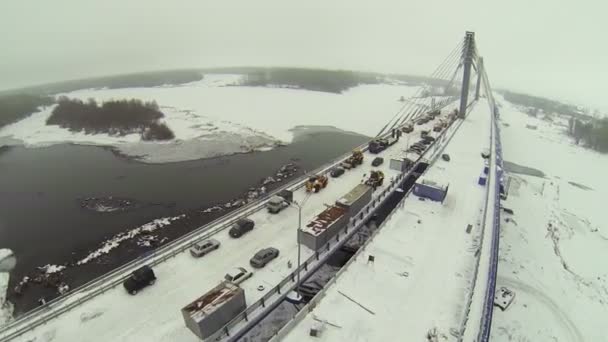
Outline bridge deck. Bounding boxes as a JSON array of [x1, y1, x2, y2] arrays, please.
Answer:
[[7, 110, 454, 341], [279, 100, 492, 341]]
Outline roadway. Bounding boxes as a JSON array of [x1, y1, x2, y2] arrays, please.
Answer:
[[5, 110, 455, 342], [276, 100, 493, 341]]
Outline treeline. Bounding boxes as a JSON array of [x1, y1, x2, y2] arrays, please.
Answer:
[[568, 117, 608, 152], [47, 97, 174, 141], [242, 68, 379, 93], [501, 91, 583, 118], [2, 70, 203, 96], [0, 94, 54, 129]]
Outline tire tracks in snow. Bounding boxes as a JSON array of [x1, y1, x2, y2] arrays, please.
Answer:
[[497, 276, 584, 342]]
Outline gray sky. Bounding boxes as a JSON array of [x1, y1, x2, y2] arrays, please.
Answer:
[[1, 0, 607, 109]]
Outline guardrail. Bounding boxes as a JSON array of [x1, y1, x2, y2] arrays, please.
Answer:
[[1, 100, 458, 341], [478, 105, 502, 342], [457, 95, 501, 342]]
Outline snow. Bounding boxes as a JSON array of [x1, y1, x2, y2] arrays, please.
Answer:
[[2, 103, 450, 342], [0, 74, 424, 162], [279, 100, 493, 341], [76, 215, 185, 266], [490, 95, 608, 341], [37, 264, 66, 274], [0, 249, 14, 326]]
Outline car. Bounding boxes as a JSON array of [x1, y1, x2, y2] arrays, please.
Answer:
[[330, 167, 345, 178], [420, 139, 431, 145], [411, 143, 425, 149], [229, 218, 255, 238], [416, 119, 426, 125], [340, 162, 352, 170], [123, 265, 156, 295], [371, 157, 384, 167], [190, 239, 220, 258], [423, 135, 436, 143], [442, 153, 451, 162], [250, 247, 280, 268], [420, 130, 430, 138], [224, 267, 252, 285]]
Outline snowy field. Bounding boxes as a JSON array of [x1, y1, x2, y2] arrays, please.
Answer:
[[490, 96, 608, 341], [279, 100, 492, 341], [1, 115, 450, 342], [0, 74, 423, 162]]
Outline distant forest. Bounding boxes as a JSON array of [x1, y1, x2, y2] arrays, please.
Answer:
[[568, 117, 608, 153], [0, 94, 53, 129], [1, 70, 203, 96], [241, 68, 380, 93], [500, 91, 584, 118], [47, 97, 174, 141]]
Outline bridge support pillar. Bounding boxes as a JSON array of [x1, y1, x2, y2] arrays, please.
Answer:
[[475, 57, 484, 100], [459, 31, 475, 118]]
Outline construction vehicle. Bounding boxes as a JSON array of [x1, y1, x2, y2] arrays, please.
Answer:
[[305, 175, 328, 193], [344, 149, 364, 168], [365, 170, 385, 189]]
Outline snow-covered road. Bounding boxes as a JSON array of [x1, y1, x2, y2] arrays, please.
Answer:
[[278, 100, 492, 341], [3, 110, 452, 342]]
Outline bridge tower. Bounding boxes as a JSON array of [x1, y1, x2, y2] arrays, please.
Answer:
[[459, 31, 476, 118]]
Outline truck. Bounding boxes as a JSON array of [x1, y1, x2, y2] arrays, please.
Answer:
[[182, 281, 246, 340], [266, 189, 293, 213], [305, 175, 328, 193], [368, 139, 388, 154], [343, 149, 364, 167], [365, 170, 385, 189]]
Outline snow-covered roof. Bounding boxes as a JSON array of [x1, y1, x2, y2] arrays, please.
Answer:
[[301, 205, 347, 237], [182, 281, 241, 321], [336, 184, 371, 207]]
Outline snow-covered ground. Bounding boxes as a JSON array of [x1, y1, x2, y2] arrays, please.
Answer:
[[2, 115, 449, 342], [0, 74, 424, 162], [490, 96, 608, 341], [278, 100, 492, 341], [0, 249, 15, 326]]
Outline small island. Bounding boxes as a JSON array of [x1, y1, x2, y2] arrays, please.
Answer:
[[47, 97, 175, 141]]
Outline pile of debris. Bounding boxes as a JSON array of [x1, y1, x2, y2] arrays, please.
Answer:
[[200, 162, 299, 215]]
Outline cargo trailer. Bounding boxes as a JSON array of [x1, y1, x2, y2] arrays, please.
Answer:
[[181, 281, 246, 340]]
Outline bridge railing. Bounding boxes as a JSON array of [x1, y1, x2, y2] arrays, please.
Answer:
[[478, 100, 502, 342]]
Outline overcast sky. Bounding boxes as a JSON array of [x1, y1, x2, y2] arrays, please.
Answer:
[[1, 0, 606, 109]]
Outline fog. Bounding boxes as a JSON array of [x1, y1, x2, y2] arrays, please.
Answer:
[[1, 0, 607, 108]]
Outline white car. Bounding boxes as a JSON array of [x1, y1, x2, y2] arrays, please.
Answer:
[[224, 267, 252, 285], [189, 239, 220, 258]]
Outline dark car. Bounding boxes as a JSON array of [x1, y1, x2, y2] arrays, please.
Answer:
[[123, 265, 156, 295], [420, 139, 431, 145], [371, 157, 384, 167], [229, 218, 255, 238], [423, 135, 436, 143], [330, 167, 345, 178], [250, 247, 280, 268]]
